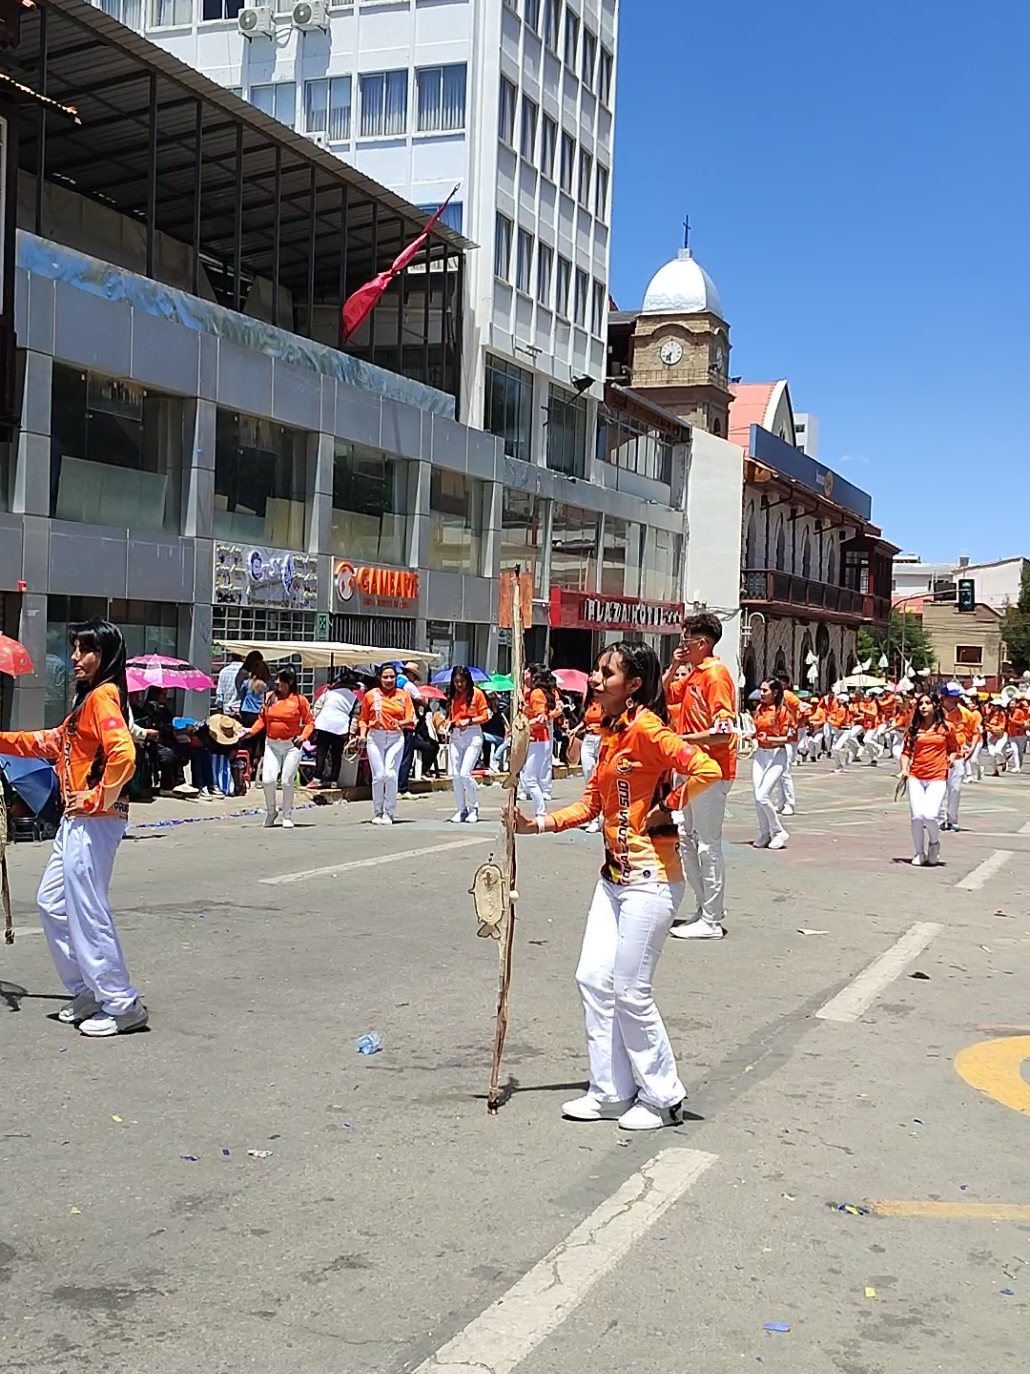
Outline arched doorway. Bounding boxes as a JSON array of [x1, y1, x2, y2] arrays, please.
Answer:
[[744, 506, 758, 568], [798, 630, 814, 687], [774, 517, 786, 571], [801, 529, 812, 579], [826, 650, 838, 693], [773, 648, 788, 679]]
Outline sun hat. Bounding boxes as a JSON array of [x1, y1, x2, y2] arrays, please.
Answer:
[[207, 713, 248, 746]]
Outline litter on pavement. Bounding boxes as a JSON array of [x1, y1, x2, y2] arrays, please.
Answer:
[[762, 1322, 790, 1333], [357, 1032, 383, 1054]]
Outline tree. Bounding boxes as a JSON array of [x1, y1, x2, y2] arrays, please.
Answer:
[[1002, 564, 1030, 674], [857, 610, 934, 676]]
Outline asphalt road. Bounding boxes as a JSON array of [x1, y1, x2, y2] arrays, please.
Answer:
[[1, 759, 1028, 1374]]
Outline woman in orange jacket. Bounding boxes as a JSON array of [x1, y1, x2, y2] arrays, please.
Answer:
[[445, 665, 491, 824], [751, 679, 794, 849], [900, 693, 960, 866], [519, 664, 562, 817], [0, 619, 147, 1037], [515, 642, 721, 1130], [243, 667, 314, 829], [357, 663, 415, 823]]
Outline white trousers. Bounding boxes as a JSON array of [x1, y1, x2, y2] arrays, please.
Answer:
[[449, 725, 483, 814], [37, 816, 138, 1015], [941, 759, 965, 825], [262, 737, 302, 819], [753, 747, 788, 840], [678, 778, 732, 921], [965, 736, 983, 779], [908, 776, 945, 856], [777, 742, 797, 809], [521, 739, 551, 817], [575, 878, 686, 1109], [830, 727, 852, 768], [580, 732, 602, 783], [860, 727, 885, 764], [366, 728, 405, 817], [1008, 736, 1025, 772], [987, 735, 1009, 774]]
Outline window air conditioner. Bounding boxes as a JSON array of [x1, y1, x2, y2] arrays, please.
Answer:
[[292, 0, 328, 30], [306, 129, 329, 148], [238, 5, 274, 37]]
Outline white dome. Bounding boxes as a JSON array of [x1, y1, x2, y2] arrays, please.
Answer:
[[642, 248, 723, 318]]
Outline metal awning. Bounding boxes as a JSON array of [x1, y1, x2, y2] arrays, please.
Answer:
[[215, 640, 440, 669]]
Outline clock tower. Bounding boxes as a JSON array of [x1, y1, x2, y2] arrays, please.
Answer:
[[627, 246, 731, 437]]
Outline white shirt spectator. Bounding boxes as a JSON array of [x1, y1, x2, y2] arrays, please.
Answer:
[[314, 686, 357, 736], [215, 659, 244, 713]]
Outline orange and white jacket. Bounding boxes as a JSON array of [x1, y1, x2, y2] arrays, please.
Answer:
[[528, 687, 563, 743], [449, 687, 491, 729], [548, 706, 721, 886], [359, 687, 415, 732], [0, 682, 135, 820]]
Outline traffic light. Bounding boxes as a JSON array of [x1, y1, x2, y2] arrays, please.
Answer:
[[957, 578, 975, 612]]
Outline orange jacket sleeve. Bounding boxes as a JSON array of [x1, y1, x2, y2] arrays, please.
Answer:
[[0, 724, 64, 762], [471, 688, 491, 726], [707, 667, 737, 727], [75, 687, 136, 816], [641, 720, 722, 808], [549, 771, 604, 832], [297, 695, 314, 742]]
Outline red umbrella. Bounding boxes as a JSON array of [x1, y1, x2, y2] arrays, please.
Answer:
[[554, 669, 590, 695], [420, 685, 447, 700], [0, 634, 34, 677]]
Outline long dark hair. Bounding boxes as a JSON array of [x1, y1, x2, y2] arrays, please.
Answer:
[[604, 641, 668, 724], [448, 665, 474, 707], [761, 678, 785, 708], [526, 663, 558, 712], [905, 692, 945, 753], [275, 668, 297, 697], [69, 619, 128, 726]]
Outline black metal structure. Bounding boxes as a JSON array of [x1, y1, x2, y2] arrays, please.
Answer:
[[0, 0, 468, 400]]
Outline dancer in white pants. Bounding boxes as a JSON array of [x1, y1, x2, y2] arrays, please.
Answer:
[[521, 664, 561, 818], [357, 665, 415, 824], [0, 618, 147, 1036], [515, 641, 721, 1130], [751, 679, 792, 849], [444, 666, 490, 823], [901, 692, 959, 866], [244, 669, 314, 829]]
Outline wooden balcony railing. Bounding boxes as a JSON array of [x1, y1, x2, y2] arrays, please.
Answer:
[[741, 569, 890, 624]]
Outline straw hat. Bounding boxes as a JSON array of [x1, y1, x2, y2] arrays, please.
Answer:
[[207, 713, 248, 746]]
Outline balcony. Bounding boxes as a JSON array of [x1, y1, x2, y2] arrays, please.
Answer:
[[741, 569, 891, 625]]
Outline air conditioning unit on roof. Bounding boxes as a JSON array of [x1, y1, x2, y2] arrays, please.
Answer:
[[306, 129, 329, 148], [238, 4, 274, 37], [292, 0, 328, 30]]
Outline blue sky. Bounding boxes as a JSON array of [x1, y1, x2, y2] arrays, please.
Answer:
[[610, 0, 1029, 564]]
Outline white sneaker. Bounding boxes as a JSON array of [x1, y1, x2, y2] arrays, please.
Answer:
[[464, 809, 479, 824], [561, 1094, 634, 1122], [768, 832, 789, 850], [57, 991, 100, 1025], [78, 1000, 149, 1038], [618, 1101, 683, 1131], [781, 806, 795, 817], [281, 817, 295, 829], [927, 841, 941, 866], [910, 853, 925, 867], [381, 814, 394, 825], [448, 811, 467, 824], [670, 919, 725, 940], [370, 814, 384, 825], [833, 767, 845, 774], [263, 810, 278, 828]]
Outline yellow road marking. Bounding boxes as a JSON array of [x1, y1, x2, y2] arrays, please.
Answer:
[[869, 1200, 1030, 1220], [954, 1036, 1030, 1116]]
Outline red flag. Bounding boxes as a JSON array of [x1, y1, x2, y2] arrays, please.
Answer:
[[341, 187, 458, 342]]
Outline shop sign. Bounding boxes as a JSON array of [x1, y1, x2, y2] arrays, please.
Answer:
[[214, 543, 319, 611], [548, 587, 684, 634], [334, 560, 419, 615]]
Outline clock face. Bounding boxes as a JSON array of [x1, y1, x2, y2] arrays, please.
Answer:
[[659, 339, 683, 367]]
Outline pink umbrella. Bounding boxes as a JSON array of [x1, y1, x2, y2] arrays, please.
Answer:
[[420, 685, 447, 701], [126, 655, 214, 692], [554, 669, 590, 695]]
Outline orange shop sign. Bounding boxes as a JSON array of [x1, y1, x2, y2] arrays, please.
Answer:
[[334, 560, 420, 613]]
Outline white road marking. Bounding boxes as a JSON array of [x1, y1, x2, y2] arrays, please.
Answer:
[[956, 850, 1014, 891], [259, 837, 492, 886], [1019, 821, 1030, 836], [411, 1147, 717, 1374], [815, 922, 942, 1024]]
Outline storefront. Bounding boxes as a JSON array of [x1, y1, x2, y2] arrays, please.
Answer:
[[211, 541, 322, 692], [548, 588, 685, 668], [329, 558, 419, 652]]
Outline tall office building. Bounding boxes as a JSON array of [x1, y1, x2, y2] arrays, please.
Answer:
[[111, 0, 619, 452]]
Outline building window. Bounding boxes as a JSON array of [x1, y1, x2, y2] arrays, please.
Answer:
[[499, 76, 517, 146], [537, 243, 553, 306], [99, 0, 141, 21], [359, 70, 408, 138], [544, 0, 561, 52], [599, 46, 613, 104], [152, 0, 191, 25], [418, 199, 464, 233], [563, 6, 579, 67], [304, 76, 352, 141], [801, 529, 812, 579], [429, 470, 483, 575], [494, 213, 513, 281], [560, 131, 575, 193], [520, 94, 538, 160], [591, 279, 606, 336], [595, 405, 675, 485], [581, 27, 597, 87], [501, 490, 546, 592], [331, 442, 410, 565], [550, 502, 598, 591], [516, 228, 534, 294], [547, 385, 588, 478], [524, 0, 540, 31], [577, 148, 592, 208], [595, 163, 609, 221], [955, 645, 983, 665], [416, 63, 467, 132], [201, 0, 241, 17], [0, 438, 9, 513], [555, 255, 572, 317], [49, 365, 184, 535], [540, 114, 557, 179], [641, 527, 680, 601], [601, 516, 640, 596], [485, 355, 534, 464], [574, 268, 589, 326], [251, 82, 296, 129], [214, 410, 310, 548], [774, 517, 786, 571]]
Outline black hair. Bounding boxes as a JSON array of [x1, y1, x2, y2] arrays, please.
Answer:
[[448, 665, 475, 707], [68, 619, 128, 726], [275, 667, 298, 695], [602, 641, 668, 724], [774, 669, 791, 686], [760, 678, 785, 707], [526, 663, 558, 712], [242, 650, 267, 674], [329, 669, 359, 689], [682, 611, 723, 647], [905, 692, 945, 754], [375, 663, 399, 686]]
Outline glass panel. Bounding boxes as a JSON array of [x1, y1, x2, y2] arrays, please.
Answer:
[[501, 490, 545, 592], [49, 364, 184, 534], [213, 410, 310, 547], [641, 527, 678, 601], [328, 76, 352, 140], [601, 515, 638, 595], [0, 440, 10, 512], [429, 469, 483, 575], [546, 386, 588, 477], [494, 213, 512, 279], [417, 66, 465, 133], [304, 78, 328, 132], [331, 441, 410, 564], [484, 355, 533, 463], [550, 502, 598, 592]]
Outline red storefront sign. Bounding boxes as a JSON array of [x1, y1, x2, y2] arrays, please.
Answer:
[[548, 588, 684, 634], [335, 560, 419, 612]]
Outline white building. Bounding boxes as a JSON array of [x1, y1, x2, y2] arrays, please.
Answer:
[[793, 411, 819, 457], [107, 0, 618, 453], [892, 554, 1028, 610]]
